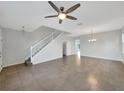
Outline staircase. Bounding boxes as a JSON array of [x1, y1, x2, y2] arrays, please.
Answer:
[[30, 31, 62, 64]]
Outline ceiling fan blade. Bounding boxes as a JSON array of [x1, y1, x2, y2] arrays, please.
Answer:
[[44, 15, 58, 18], [59, 19, 62, 24], [66, 15, 77, 20], [65, 3, 80, 14], [48, 1, 60, 13]]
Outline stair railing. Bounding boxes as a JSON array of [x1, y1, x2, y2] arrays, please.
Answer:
[[30, 31, 61, 62]]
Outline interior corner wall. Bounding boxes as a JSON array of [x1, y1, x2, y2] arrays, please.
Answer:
[[80, 30, 122, 61], [2, 28, 26, 67], [1, 26, 59, 67]]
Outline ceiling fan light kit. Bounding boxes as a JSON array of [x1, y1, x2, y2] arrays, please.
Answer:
[[58, 13, 66, 20], [45, 1, 81, 24]]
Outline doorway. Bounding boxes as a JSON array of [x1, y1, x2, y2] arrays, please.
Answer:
[[75, 39, 80, 56], [63, 42, 67, 57], [63, 41, 72, 57]]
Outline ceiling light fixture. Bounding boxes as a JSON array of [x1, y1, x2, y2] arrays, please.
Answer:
[[88, 29, 96, 43], [44, 1, 80, 24], [58, 13, 66, 20], [88, 39, 96, 42]]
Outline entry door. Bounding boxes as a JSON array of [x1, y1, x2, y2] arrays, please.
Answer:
[[0, 32, 2, 71]]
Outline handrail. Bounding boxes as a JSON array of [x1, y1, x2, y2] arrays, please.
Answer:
[[31, 31, 55, 49]]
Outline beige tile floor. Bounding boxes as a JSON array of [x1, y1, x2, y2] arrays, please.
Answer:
[[0, 55, 124, 91]]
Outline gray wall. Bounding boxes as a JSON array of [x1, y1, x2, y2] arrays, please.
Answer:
[[2, 26, 58, 67], [80, 30, 122, 61]]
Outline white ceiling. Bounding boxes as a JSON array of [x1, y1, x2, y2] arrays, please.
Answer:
[[0, 1, 124, 36]]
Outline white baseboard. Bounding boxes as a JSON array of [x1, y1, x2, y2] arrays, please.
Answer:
[[3, 61, 24, 67], [81, 55, 123, 62], [32, 56, 63, 65]]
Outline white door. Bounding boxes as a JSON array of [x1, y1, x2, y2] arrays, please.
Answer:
[[0, 31, 2, 71]]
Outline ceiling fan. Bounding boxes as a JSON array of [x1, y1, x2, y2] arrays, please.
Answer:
[[44, 1, 81, 24]]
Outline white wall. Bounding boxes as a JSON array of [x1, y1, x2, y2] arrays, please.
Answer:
[[32, 34, 75, 64], [122, 32, 124, 54], [0, 28, 2, 71], [66, 41, 72, 56], [80, 30, 122, 61], [2, 26, 59, 67]]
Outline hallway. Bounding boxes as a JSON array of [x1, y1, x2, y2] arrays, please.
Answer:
[[0, 55, 124, 91]]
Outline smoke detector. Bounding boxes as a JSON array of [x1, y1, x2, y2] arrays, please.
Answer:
[[77, 22, 83, 26]]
